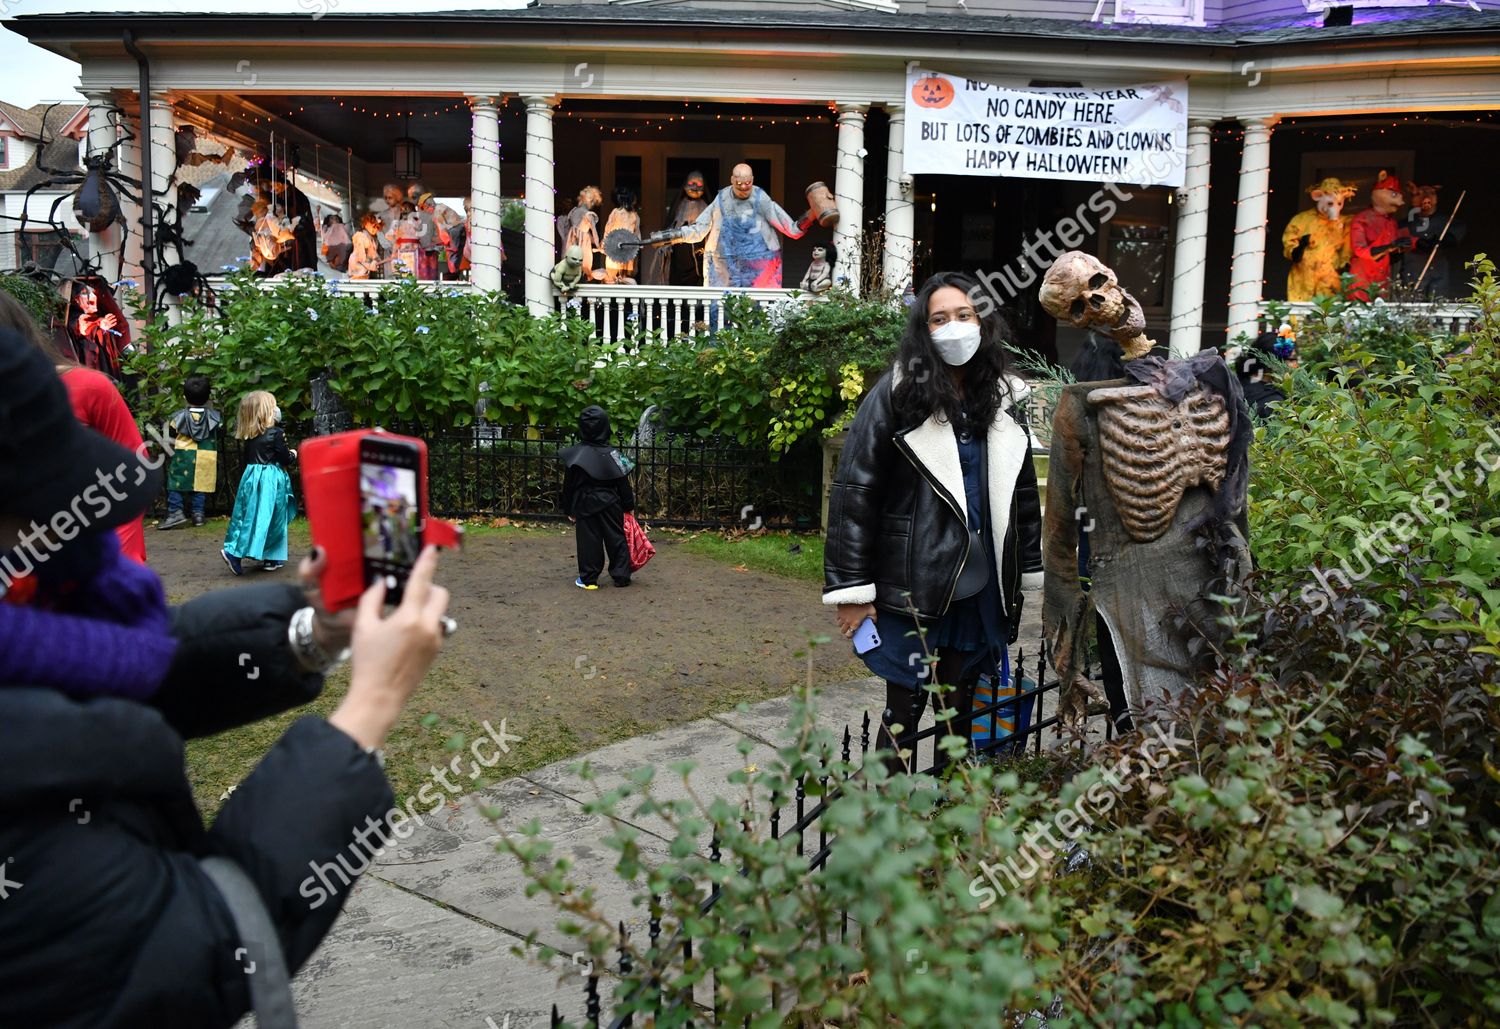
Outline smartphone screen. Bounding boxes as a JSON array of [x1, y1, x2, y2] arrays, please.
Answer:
[[359, 438, 423, 604]]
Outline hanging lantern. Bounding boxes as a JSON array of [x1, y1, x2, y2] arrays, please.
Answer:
[[393, 112, 421, 180]]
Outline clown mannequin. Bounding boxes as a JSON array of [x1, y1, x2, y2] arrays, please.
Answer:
[[1281, 178, 1355, 301], [1401, 183, 1465, 299], [1349, 171, 1413, 300], [662, 164, 814, 288]]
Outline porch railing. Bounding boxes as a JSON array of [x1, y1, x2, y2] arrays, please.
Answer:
[[1255, 300, 1481, 336], [556, 284, 801, 346]]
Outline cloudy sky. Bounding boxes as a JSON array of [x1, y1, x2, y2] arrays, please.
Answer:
[[1, 1, 528, 107]]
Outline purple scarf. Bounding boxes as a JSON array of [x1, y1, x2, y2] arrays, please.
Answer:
[[0, 532, 178, 699]]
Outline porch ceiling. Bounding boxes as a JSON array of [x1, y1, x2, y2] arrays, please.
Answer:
[[202, 96, 836, 167]]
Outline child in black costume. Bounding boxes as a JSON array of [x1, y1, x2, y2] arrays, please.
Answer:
[[559, 405, 635, 589]]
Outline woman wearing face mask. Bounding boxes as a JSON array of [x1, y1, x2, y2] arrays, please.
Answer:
[[824, 272, 1043, 772]]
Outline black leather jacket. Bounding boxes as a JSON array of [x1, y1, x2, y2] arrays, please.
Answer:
[[823, 370, 1043, 633]]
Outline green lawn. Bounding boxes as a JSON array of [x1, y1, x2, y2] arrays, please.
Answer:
[[675, 529, 825, 583]]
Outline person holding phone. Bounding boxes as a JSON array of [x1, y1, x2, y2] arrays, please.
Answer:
[[823, 272, 1043, 772], [0, 326, 451, 1027]]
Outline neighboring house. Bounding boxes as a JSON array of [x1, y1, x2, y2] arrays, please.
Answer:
[[0, 100, 87, 275], [7, 1, 1498, 358]]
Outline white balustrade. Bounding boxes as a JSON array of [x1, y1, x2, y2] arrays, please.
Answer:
[[554, 284, 803, 343], [1256, 301, 1481, 337]]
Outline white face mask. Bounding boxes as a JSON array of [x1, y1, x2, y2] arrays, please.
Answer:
[[930, 321, 982, 366], [273, 406, 283, 424]]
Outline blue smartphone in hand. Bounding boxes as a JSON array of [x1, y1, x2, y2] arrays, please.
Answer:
[[852, 616, 881, 655]]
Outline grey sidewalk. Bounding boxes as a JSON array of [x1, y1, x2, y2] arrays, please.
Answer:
[[277, 676, 891, 1029]]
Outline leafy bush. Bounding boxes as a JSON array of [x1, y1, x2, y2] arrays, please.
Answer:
[[1250, 257, 1500, 650], [494, 573, 1499, 1027], [0, 273, 62, 332], [122, 272, 904, 452]]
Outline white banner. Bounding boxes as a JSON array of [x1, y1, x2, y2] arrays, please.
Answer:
[[902, 71, 1189, 187]]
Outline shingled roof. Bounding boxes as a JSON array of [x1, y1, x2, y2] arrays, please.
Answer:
[[0, 101, 84, 194]]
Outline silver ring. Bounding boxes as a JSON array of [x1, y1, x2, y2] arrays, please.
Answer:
[[440, 616, 458, 638]]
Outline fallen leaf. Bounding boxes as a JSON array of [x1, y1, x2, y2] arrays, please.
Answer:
[[733, 564, 749, 573]]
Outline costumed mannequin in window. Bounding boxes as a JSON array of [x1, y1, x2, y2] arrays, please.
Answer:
[[659, 164, 815, 288], [642, 171, 709, 286], [265, 173, 317, 274], [557, 186, 604, 283], [1281, 177, 1355, 301], [1349, 171, 1413, 301], [1038, 252, 1253, 726], [601, 186, 641, 285], [1401, 182, 1465, 299], [65, 278, 129, 380]]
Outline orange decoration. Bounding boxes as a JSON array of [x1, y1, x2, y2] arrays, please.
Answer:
[[911, 74, 955, 109]]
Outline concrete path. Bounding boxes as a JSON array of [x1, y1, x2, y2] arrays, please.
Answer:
[[257, 599, 1068, 1028], [270, 676, 892, 1029]]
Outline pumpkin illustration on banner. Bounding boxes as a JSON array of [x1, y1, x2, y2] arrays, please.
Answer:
[[911, 73, 955, 109]]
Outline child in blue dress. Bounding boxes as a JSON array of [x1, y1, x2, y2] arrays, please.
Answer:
[[221, 390, 297, 575]]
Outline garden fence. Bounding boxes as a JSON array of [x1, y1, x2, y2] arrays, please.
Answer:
[[541, 642, 1120, 1028], [187, 421, 822, 530]]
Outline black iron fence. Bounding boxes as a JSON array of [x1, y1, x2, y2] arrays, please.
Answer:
[[542, 643, 1117, 1028], [173, 421, 822, 530]]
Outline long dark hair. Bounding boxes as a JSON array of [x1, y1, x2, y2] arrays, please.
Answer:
[[891, 271, 1012, 432]]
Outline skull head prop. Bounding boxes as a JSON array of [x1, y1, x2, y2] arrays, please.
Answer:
[[1039, 251, 1157, 361]]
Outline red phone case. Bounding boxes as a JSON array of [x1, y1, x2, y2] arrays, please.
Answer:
[[299, 429, 462, 611]]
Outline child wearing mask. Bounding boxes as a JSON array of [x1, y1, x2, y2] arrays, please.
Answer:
[[222, 391, 297, 575]]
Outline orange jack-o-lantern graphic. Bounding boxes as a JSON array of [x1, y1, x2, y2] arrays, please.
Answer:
[[911, 74, 955, 109]]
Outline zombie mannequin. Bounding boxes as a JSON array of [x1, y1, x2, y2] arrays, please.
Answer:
[[1349, 171, 1413, 300], [643, 171, 709, 286], [1281, 177, 1355, 301], [800, 245, 835, 293], [551, 245, 585, 296], [1038, 252, 1252, 724], [65, 278, 131, 379], [1401, 183, 1465, 298], [661, 164, 814, 288], [557, 186, 604, 282]]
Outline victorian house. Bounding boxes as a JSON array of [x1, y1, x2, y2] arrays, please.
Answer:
[[7, 0, 1497, 361]]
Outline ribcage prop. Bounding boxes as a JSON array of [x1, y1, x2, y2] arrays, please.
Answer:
[[1086, 384, 1231, 543]]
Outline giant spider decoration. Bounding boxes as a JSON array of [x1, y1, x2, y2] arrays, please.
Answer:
[[16, 102, 143, 255]]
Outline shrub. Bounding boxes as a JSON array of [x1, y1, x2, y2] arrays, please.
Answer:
[[0, 273, 62, 332]]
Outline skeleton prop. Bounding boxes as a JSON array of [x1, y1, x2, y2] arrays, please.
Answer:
[[1281, 177, 1355, 301], [1040, 253, 1253, 725]]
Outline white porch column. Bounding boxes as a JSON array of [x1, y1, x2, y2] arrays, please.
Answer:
[[881, 102, 914, 298], [832, 103, 867, 295], [468, 95, 503, 293], [1168, 117, 1214, 357], [1227, 116, 1277, 343], [114, 107, 146, 294], [83, 91, 123, 286], [147, 93, 178, 317], [522, 94, 557, 316]]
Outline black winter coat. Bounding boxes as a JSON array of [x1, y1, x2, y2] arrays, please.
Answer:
[[0, 584, 393, 1028], [243, 425, 295, 467], [823, 369, 1044, 630]]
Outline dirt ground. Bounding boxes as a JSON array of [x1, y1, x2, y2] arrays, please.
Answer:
[[148, 519, 866, 804]]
